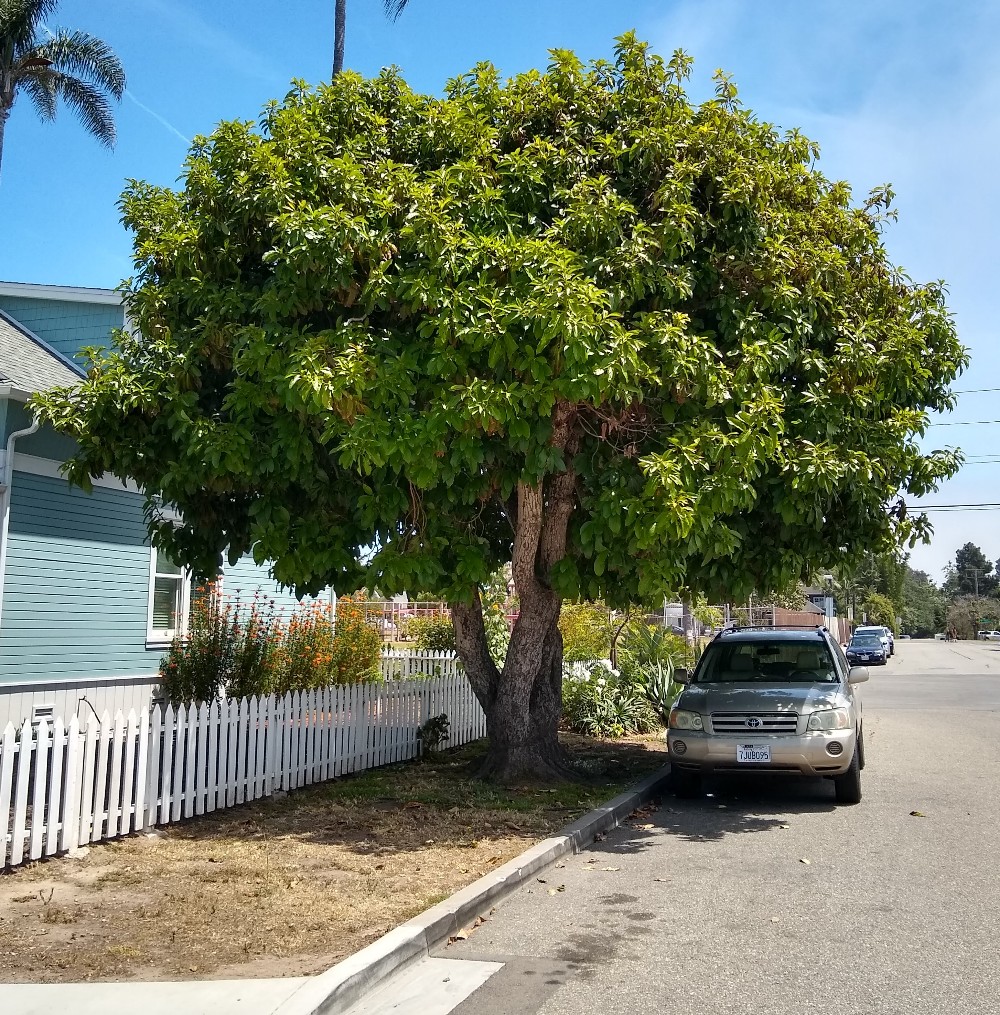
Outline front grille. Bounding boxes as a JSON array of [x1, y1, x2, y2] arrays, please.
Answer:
[[710, 712, 799, 735]]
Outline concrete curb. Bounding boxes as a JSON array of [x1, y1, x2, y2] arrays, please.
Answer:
[[272, 763, 671, 1015]]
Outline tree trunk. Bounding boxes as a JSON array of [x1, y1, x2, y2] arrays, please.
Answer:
[[0, 108, 7, 186], [454, 595, 572, 783], [333, 0, 347, 77], [451, 403, 581, 783]]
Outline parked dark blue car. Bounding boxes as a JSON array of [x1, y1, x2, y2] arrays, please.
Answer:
[[846, 634, 887, 666]]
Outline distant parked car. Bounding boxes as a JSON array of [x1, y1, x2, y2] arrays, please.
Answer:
[[854, 625, 893, 656], [979, 631, 1000, 641], [846, 633, 887, 667]]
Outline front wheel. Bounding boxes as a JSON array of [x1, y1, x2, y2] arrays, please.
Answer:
[[833, 746, 862, 804], [857, 727, 866, 770], [670, 767, 702, 799]]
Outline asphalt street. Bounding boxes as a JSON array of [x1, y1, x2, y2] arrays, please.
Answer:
[[434, 639, 1000, 1015]]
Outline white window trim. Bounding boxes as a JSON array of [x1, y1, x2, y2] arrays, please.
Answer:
[[146, 546, 192, 649]]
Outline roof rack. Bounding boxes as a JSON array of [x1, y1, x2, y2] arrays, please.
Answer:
[[720, 624, 828, 634]]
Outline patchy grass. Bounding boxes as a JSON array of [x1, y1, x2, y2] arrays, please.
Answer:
[[0, 733, 665, 984]]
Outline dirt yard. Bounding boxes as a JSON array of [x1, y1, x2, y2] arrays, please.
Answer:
[[0, 734, 665, 983]]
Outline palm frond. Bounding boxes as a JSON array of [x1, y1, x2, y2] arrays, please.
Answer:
[[50, 71, 116, 147], [36, 29, 125, 98], [0, 0, 59, 48], [18, 67, 57, 120], [382, 0, 411, 23]]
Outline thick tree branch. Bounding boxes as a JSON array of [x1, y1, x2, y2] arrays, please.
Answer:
[[512, 481, 544, 599], [540, 402, 580, 576], [451, 593, 500, 709]]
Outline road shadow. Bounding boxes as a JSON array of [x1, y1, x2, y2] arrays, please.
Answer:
[[578, 775, 837, 853]]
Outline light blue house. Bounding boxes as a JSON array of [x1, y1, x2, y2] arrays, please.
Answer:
[[0, 282, 310, 727]]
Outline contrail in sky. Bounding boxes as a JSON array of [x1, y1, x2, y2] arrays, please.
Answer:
[[123, 90, 191, 146], [41, 23, 191, 147]]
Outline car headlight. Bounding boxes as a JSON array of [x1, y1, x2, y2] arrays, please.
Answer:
[[669, 708, 704, 731], [807, 708, 852, 731]]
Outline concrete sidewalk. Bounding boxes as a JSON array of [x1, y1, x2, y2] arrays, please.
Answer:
[[0, 977, 310, 1015]]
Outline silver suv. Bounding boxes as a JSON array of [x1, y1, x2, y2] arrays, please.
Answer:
[[667, 627, 869, 804]]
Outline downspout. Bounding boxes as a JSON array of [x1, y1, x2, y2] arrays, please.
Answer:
[[0, 413, 41, 636]]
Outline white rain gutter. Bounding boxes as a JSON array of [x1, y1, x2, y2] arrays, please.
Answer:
[[0, 413, 40, 636]]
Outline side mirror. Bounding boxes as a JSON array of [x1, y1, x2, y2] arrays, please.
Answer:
[[675, 668, 690, 684], [848, 666, 870, 684]]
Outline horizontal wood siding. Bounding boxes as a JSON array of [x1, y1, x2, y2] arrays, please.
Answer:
[[0, 295, 122, 360], [2, 404, 79, 462], [0, 471, 162, 685], [222, 554, 327, 618], [0, 678, 159, 727]]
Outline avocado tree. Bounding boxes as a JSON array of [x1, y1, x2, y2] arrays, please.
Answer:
[[36, 37, 965, 780]]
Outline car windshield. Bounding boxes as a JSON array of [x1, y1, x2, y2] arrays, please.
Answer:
[[693, 640, 838, 684], [850, 637, 882, 648]]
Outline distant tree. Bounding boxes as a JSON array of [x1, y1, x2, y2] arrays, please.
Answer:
[[901, 567, 946, 637], [946, 596, 1000, 640], [861, 591, 898, 631], [942, 542, 998, 598], [0, 0, 126, 181]]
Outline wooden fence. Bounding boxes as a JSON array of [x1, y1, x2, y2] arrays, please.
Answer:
[[0, 671, 484, 870], [380, 649, 463, 680]]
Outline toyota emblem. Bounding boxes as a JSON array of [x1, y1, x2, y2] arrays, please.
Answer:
[[745, 716, 763, 728]]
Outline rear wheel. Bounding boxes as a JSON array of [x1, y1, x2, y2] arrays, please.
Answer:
[[834, 746, 862, 804], [670, 767, 702, 799]]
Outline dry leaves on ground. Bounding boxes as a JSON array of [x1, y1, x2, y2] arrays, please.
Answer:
[[0, 733, 664, 984]]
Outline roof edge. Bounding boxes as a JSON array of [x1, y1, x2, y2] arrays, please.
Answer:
[[0, 384, 32, 402], [0, 280, 122, 306]]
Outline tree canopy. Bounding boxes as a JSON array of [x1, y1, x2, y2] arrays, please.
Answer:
[[37, 36, 967, 777], [943, 541, 998, 598]]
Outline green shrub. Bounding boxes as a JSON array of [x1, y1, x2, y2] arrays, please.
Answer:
[[559, 602, 612, 663], [159, 584, 280, 703], [407, 615, 457, 651], [159, 587, 382, 702], [562, 664, 660, 738], [614, 622, 691, 723]]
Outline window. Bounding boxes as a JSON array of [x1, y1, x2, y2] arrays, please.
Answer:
[[693, 639, 838, 684], [147, 547, 191, 646]]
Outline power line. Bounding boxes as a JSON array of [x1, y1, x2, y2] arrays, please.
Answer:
[[952, 387, 1000, 394], [927, 420, 1000, 427], [910, 503, 1000, 512]]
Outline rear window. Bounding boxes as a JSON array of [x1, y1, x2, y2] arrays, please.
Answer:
[[693, 639, 838, 684]]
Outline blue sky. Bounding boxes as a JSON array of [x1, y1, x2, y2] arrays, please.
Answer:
[[1, 0, 996, 580]]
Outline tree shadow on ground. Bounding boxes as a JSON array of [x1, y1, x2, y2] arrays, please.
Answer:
[[161, 733, 669, 861], [577, 775, 837, 854]]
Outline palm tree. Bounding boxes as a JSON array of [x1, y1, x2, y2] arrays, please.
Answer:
[[332, 0, 412, 77], [0, 0, 125, 182]]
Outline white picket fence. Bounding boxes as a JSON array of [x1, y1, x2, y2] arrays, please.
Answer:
[[380, 649, 462, 680], [0, 672, 485, 870]]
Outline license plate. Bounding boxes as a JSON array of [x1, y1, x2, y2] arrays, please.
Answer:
[[737, 744, 771, 764], [859, 654, 869, 661]]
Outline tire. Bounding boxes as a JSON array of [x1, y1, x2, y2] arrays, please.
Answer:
[[671, 767, 702, 799], [834, 745, 862, 804], [857, 727, 866, 770]]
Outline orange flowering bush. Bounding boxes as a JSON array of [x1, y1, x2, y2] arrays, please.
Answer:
[[158, 586, 382, 702]]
